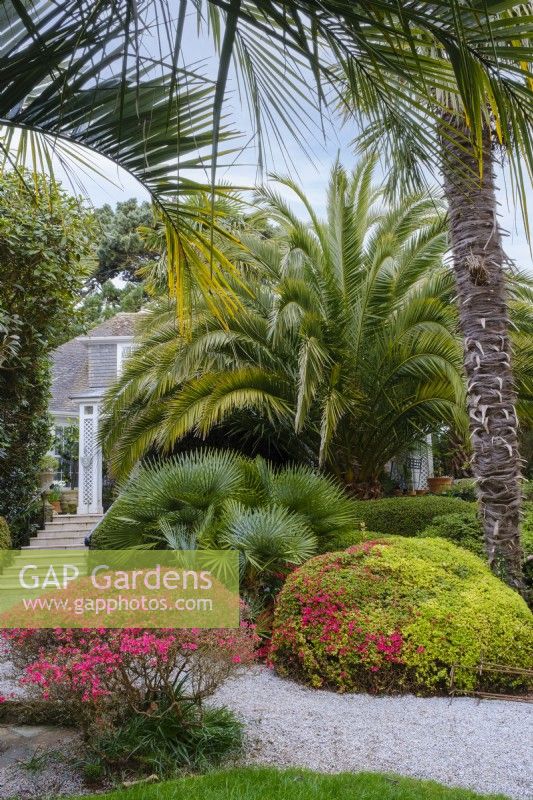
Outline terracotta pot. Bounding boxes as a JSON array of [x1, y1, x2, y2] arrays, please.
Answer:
[[51, 501, 62, 513], [427, 476, 453, 494], [415, 489, 428, 496]]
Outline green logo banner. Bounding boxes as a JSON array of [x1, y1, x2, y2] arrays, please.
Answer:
[[0, 550, 239, 628]]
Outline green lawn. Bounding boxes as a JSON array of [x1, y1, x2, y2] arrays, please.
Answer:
[[70, 768, 510, 800]]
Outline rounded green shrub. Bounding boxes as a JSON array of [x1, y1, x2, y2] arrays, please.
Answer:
[[351, 496, 474, 537], [0, 516, 11, 549], [418, 505, 533, 596], [522, 480, 533, 502], [270, 536, 533, 694], [318, 528, 380, 553], [419, 512, 485, 557], [522, 506, 533, 596]]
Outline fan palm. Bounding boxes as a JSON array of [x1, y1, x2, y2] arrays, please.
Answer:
[[2, 2, 533, 323], [92, 449, 355, 593], [101, 157, 466, 493]]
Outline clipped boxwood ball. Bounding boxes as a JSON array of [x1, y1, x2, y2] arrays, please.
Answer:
[[270, 536, 533, 695]]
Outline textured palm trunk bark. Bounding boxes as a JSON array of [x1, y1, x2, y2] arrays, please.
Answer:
[[440, 116, 524, 593]]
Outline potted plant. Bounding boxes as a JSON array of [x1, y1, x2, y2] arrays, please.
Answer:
[[39, 454, 58, 491], [427, 471, 453, 494], [47, 485, 62, 514]]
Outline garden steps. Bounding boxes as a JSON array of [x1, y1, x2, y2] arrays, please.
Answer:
[[21, 514, 102, 550]]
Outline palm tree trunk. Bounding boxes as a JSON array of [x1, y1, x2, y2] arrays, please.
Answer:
[[440, 116, 525, 594]]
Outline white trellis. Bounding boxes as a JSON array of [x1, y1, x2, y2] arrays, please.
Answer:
[[390, 435, 434, 491], [77, 402, 103, 514]]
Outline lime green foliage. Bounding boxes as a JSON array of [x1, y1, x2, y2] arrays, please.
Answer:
[[522, 507, 533, 594], [419, 506, 533, 595], [351, 496, 474, 537], [0, 517, 11, 549], [91, 450, 355, 593], [66, 767, 511, 800], [271, 537, 533, 694], [319, 528, 369, 552], [523, 480, 533, 502]]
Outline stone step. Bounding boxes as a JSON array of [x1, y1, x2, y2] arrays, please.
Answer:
[[14, 514, 103, 553], [46, 519, 101, 529], [0, 568, 84, 589], [34, 528, 94, 538], [3, 558, 86, 566], [3, 552, 87, 561], [33, 530, 89, 539], [24, 538, 87, 548], [21, 543, 87, 550]]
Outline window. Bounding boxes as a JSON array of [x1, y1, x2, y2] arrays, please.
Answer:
[[117, 343, 136, 375]]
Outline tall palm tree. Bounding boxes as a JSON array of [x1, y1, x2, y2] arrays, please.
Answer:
[[338, 8, 533, 591], [100, 159, 467, 491]]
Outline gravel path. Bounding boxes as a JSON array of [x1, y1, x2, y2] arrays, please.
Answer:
[[1, 661, 531, 799], [212, 667, 533, 800], [0, 659, 25, 699], [0, 725, 87, 800]]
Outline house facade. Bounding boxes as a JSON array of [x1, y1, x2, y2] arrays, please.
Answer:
[[49, 312, 141, 515]]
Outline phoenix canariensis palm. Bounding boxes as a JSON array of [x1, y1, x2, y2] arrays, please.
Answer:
[[101, 157, 466, 494]]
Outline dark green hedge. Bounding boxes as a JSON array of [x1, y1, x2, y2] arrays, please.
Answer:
[[351, 496, 474, 537]]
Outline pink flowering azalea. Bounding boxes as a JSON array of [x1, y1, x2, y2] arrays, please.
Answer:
[[4, 610, 259, 728]]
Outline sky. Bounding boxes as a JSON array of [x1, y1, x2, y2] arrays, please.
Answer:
[[44, 23, 533, 275], [61, 124, 533, 274]]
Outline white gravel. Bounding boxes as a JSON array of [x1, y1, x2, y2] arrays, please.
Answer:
[[0, 659, 25, 699], [0, 725, 88, 800], [212, 667, 533, 800], [2, 659, 532, 798]]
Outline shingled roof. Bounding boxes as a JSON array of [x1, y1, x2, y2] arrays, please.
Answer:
[[50, 313, 142, 414], [82, 312, 142, 338], [50, 338, 89, 414]]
